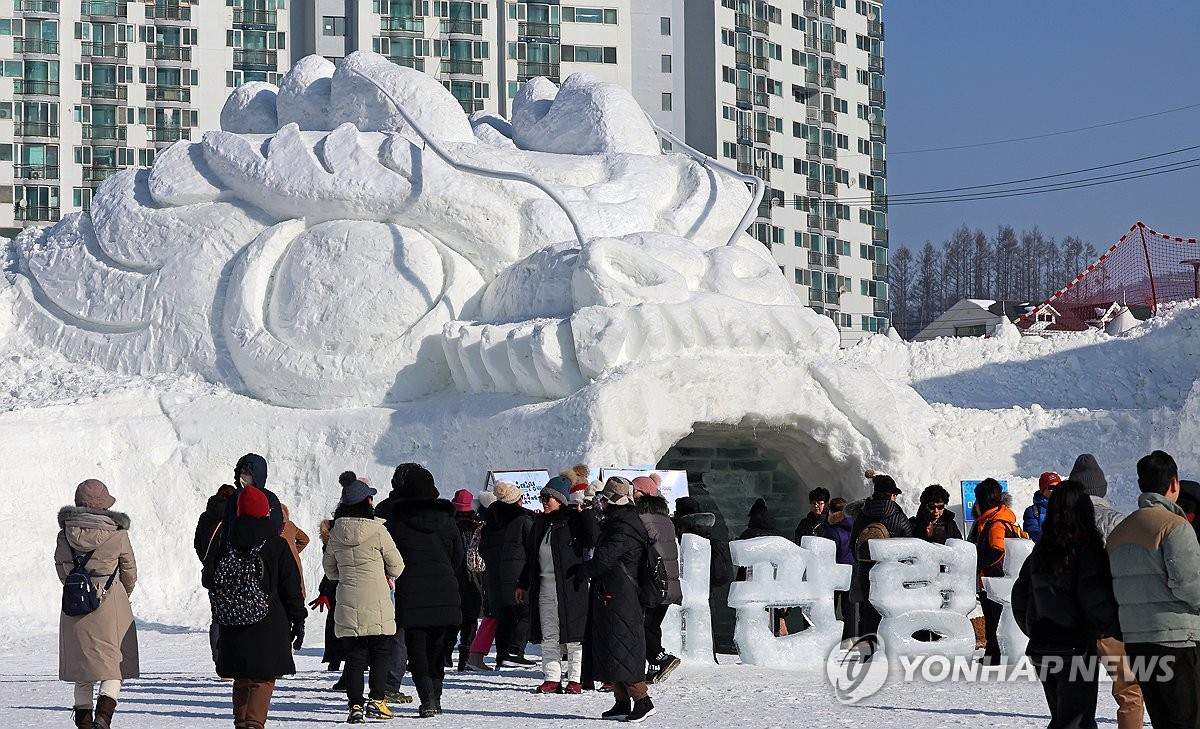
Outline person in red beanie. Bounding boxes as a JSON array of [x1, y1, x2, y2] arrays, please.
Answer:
[[448, 489, 484, 671], [1023, 472, 1061, 543]]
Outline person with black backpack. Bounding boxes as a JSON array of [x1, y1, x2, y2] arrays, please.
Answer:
[[208, 484, 306, 729], [581, 476, 657, 723], [56, 479, 138, 729], [848, 473, 912, 640]]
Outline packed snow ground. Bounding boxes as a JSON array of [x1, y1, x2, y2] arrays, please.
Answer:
[[1, 629, 1120, 727]]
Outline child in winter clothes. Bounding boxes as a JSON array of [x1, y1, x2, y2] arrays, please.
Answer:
[[56, 479, 139, 729]]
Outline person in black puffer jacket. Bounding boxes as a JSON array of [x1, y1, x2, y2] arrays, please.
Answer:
[[582, 477, 656, 723], [447, 489, 483, 671], [909, 484, 963, 545], [479, 481, 534, 667], [848, 474, 912, 639], [195, 483, 236, 666], [383, 464, 463, 719], [740, 498, 785, 539], [1013, 479, 1119, 729], [633, 475, 683, 685]]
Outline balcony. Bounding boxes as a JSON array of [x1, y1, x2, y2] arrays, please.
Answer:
[[16, 206, 60, 222], [820, 39, 835, 54], [234, 49, 278, 68], [146, 4, 191, 21], [803, 68, 818, 87], [735, 86, 751, 106], [869, 88, 886, 106], [803, 0, 819, 15], [872, 263, 888, 279], [13, 38, 59, 53], [805, 141, 820, 160], [804, 33, 818, 50], [81, 42, 128, 59], [82, 165, 121, 182], [81, 1, 126, 16], [734, 13, 751, 31], [823, 181, 837, 195], [806, 177, 819, 193], [14, 164, 59, 180], [439, 59, 483, 75], [14, 79, 59, 95], [517, 62, 558, 82], [756, 199, 772, 219], [147, 85, 190, 102], [873, 298, 889, 315], [869, 54, 884, 74], [233, 8, 277, 25], [381, 16, 423, 32], [83, 124, 126, 141], [753, 54, 769, 71], [735, 50, 750, 68], [752, 16, 769, 34], [14, 121, 58, 136], [820, 72, 835, 90], [870, 122, 886, 142], [821, 145, 836, 160], [457, 98, 484, 113], [147, 44, 191, 61], [820, 0, 835, 18], [805, 107, 821, 124], [752, 91, 770, 107], [868, 20, 884, 39], [808, 289, 822, 304], [870, 157, 887, 175], [14, 0, 59, 12], [147, 126, 191, 142], [440, 19, 483, 35], [872, 226, 888, 243], [807, 214, 821, 229], [809, 252, 838, 268], [822, 217, 839, 232], [738, 126, 770, 145], [388, 55, 425, 71], [821, 109, 836, 124], [82, 83, 127, 100], [518, 21, 559, 38], [736, 160, 753, 175]]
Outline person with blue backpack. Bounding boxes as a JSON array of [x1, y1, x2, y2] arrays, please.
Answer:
[[56, 479, 138, 729], [207, 484, 306, 729]]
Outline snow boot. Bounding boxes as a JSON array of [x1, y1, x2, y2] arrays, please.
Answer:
[[93, 695, 117, 729], [534, 681, 561, 694], [600, 699, 632, 720], [346, 704, 365, 724], [418, 704, 437, 719], [563, 682, 583, 694], [457, 649, 470, 672], [72, 708, 92, 729], [649, 654, 681, 684], [464, 652, 493, 672], [626, 697, 656, 723]]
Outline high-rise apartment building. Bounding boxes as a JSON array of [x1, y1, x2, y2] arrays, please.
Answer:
[[0, 0, 290, 236], [0, 0, 886, 343]]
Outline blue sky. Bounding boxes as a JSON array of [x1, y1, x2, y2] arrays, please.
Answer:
[[883, 1, 1200, 252]]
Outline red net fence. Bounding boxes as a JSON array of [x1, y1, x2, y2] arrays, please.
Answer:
[[1018, 222, 1200, 332]]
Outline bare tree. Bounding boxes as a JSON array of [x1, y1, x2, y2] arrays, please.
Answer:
[[915, 240, 943, 331], [890, 246, 914, 338]]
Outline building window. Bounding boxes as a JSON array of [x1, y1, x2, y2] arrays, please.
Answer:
[[661, 92, 671, 111], [660, 17, 670, 35], [955, 324, 987, 338], [661, 54, 671, 73], [323, 17, 347, 36]]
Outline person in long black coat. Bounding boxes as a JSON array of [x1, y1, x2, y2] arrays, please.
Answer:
[[1012, 479, 1119, 729], [478, 482, 534, 666], [210, 486, 305, 729], [195, 483, 235, 666], [516, 477, 599, 692], [216, 454, 284, 551], [384, 464, 463, 718], [580, 477, 656, 722]]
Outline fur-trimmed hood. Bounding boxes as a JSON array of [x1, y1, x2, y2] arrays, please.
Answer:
[[58, 505, 130, 530]]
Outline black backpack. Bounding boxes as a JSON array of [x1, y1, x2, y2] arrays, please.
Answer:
[[634, 537, 670, 608], [208, 541, 271, 627], [63, 548, 118, 617]]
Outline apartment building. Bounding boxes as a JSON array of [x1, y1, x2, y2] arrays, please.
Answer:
[[0, 0, 290, 236]]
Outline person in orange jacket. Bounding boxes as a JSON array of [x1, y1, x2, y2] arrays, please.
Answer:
[[968, 478, 1022, 665]]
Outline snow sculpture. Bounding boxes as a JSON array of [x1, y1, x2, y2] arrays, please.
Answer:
[[981, 538, 1034, 663], [661, 533, 715, 664], [4, 51, 837, 408], [868, 538, 977, 660], [728, 536, 850, 669]]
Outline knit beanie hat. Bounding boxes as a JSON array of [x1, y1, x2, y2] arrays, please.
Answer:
[[561, 463, 590, 486], [632, 475, 659, 498], [493, 481, 523, 505], [75, 479, 116, 510], [1069, 454, 1108, 497], [452, 489, 475, 513], [478, 490, 497, 509], [1039, 472, 1062, 490], [237, 484, 270, 518], [541, 476, 571, 507], [391, 463, 438, 500]]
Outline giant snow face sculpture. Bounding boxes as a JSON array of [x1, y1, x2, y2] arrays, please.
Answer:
[[5, 51, 838, 408]]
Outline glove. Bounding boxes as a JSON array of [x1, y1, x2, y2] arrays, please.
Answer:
[[291, 623, 304, 652], [308, 595, 331, 612]]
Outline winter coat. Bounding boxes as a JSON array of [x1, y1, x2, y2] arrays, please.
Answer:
[[214, 516, 306, 679], [194, 492, 229, 563], [55, 506, 139, 682], [519, 508, 598, 645], [322, 517, 404, 639], [794, 511, 827, 544], [910, 509, 963, 546], [386, 499, 464, 629], [1012, 542, 1119, 655], [581, 504, 649, 683], [739, 499, 784, 539], [848, 498, 912, 603], [816, 512, 854, 565], [1090, 496, 1125, 543], [1107, 492, 1200, 644], [479, 501, 533, 609], [217, 454, 284, 557], [280, 509, 310, 589], [455, 511, 483, 620], [638, 495, 683, 606], [1023, 491, 1049, 543], [674, 512, 734, 587], [968, 504, 1020, 579]]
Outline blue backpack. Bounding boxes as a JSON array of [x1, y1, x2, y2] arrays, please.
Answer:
[[208, 541, 271, 627], [62, 548, 118, 617]]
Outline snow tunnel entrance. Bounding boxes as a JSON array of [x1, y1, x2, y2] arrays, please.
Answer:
[[657, 422, 848, 653]]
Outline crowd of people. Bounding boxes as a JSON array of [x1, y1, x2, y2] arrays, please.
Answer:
[[51, 448, 1200, 729]]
